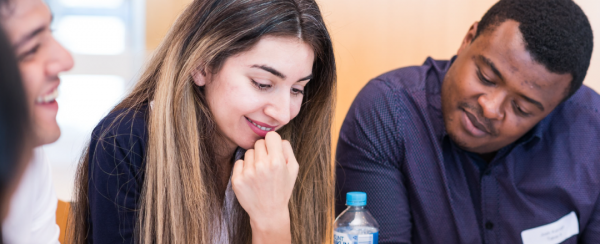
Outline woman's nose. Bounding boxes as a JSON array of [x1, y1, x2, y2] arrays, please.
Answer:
[[264, 91, 292, 125]]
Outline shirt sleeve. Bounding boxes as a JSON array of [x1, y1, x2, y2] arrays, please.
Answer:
[[87, 112, 146, 244], [335, 79, 411, 244]]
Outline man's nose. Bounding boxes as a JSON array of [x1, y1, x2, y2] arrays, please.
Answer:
[[264, 91, 292, 125], [478, 91, 506, 121], [46, 37, 74, 77]]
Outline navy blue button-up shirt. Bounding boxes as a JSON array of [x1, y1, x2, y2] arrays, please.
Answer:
[[335, 57, 600, 244]]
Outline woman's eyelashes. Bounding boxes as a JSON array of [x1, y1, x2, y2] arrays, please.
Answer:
[[251, 79, 271, 90], [250, 79, 305, 96], [291, 87, 304, 96]]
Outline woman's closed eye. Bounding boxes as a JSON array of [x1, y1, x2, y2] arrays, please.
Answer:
[[251, 79, 272, 90], [291, 88, 304, 96], [252, 79, 305, 96]]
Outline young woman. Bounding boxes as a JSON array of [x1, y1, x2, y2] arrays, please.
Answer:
[[69, 0, 336, 243]]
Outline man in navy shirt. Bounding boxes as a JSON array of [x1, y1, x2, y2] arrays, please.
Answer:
[[336, 0, 599, 243]]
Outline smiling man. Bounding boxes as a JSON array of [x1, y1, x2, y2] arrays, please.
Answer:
[[0, 0, 74, 243], [335, 0, 598, 243]]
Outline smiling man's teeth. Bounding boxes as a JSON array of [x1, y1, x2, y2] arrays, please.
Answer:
[[247, 118, 272, 131], [36, 88, 59, 104]]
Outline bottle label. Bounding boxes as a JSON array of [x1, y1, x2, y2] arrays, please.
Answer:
[[334, 231, 379, 244]]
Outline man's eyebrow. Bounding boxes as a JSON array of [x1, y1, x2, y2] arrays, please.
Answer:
[[14, 26, 45, 49], [478, 55, 504, 81], [13, 15, 52, 49], [251, 65, 286, 79], [520, 94, 545, 112]]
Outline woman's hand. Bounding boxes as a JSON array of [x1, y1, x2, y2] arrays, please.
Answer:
[[231, 131, 299, 244]]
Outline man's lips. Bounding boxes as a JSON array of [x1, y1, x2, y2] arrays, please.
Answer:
[[463, 109, 490, 135], [36, 88, 58, 104], [35, 84, 60, 104]]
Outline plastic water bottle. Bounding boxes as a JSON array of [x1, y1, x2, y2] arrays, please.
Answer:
[[334, 192, 380, 244]]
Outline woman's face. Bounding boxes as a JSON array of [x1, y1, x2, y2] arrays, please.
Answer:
[[193, 36, 314, 150]]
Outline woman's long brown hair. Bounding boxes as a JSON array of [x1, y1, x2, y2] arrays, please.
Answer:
[[68, 0, 336, 243]]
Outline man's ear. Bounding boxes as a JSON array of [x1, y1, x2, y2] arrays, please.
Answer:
[[457, 21, 479, 55], [192, 66, 208, 86]]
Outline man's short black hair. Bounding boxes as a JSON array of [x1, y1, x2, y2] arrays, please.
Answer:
[[474, 0, 593, 100]]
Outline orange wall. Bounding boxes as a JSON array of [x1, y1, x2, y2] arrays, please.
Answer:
[[145, 0, 193, 50], [146, 0, 600, 159]]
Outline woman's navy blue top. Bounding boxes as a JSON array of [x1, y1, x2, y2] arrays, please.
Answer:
[[87, 105, 149, 243]]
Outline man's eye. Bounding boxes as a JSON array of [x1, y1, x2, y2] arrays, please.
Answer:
[[512, 100, 532, 117], [18, 45, 41, 61], [476, 69, 495, 86]]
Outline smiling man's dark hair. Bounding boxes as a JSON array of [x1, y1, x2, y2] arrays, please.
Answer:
[[474, 0, 593, 100]]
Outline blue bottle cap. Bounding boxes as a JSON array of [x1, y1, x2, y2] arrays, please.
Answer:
[[346, 192, 367, 206]]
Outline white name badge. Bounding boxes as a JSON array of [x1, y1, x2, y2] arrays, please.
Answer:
[[521, 211, 579, 244]]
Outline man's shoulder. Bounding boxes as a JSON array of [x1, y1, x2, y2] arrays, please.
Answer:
[[563, 85, 600, 114], [544, 85, 600, 138], [351, 57, 451, 119], [368, 57, 451, 95], [553, 85, 600, 122], [344, 58, 452, 139]]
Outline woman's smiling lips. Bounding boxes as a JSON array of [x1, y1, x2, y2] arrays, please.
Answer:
[[245, 117, 277, 137]]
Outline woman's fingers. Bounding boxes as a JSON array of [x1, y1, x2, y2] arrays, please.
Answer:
[[264, 132, 283, 157], [282, 140, 299, 177], [281, 140, 295, 164], [231, 159, 244, 187], [233, 136, 299, 233], [243, 149, 255, 175], [254, 139, 267, 162]]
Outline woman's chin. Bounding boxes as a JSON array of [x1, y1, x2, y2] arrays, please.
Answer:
[[234, 136, 263, 150]]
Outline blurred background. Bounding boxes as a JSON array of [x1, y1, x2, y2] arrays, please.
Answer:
[[46, 0, 600, 202]]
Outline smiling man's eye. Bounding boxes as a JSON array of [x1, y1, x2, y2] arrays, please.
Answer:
[[18, 44, 41, 61]]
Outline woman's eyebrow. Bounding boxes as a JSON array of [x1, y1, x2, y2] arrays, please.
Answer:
[[297, 74, 312, 82], [251, 64, 285, 79]]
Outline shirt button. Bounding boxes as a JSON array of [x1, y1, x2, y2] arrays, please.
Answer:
[[485, 221, 494, 230]]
